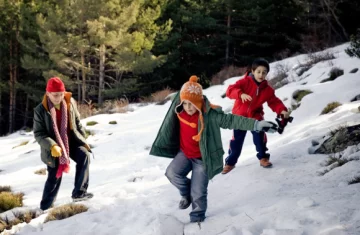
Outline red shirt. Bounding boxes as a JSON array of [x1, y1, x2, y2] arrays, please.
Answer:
[[179, 111, 201, 159]]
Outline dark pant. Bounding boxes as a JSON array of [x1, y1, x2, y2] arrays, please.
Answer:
[[225, 129, 268, 166], [165, 151, 209, 222], [40, 146, 90, 210]]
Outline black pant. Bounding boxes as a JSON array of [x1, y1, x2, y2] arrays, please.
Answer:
[[40, 146, 90, 210]]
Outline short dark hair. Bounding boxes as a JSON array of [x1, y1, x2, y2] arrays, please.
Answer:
[[251, 58, 270, 72]]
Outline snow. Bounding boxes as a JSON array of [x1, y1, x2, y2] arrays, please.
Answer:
[[1, 43, 360, 235]]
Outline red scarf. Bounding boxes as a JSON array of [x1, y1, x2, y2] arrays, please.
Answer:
[[47, 98, 70, 178]]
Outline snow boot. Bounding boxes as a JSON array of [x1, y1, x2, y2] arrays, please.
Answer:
[[179, 195, 191, 209], [221, 165, 235, 174], [259, 158, 272, 168], [72, 192, 94, 202]]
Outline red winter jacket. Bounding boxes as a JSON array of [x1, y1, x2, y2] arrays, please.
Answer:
[[226, 73, 287, 120]]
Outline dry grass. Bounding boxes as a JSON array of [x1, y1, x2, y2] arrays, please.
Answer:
[[318, 154, 351, 176], [45, 203, 88, 223], [211, 65, 247, 85], [150, 87, 174, 103], [34, 168, 47, 175], [86, 121, 98, 126], [12, 141, 29, 149], [0, 186, 11, 194], [98, 98, 131, 114], [77, 103, 94, 119], [0, 192, 24, 213], [320, 102, 342, 115], [0, 210, 38, 233], [109, 121, 117, 125], [292, 89, 313, 103]]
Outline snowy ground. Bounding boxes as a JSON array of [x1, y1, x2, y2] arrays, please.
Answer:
[[1, 43, 360, 235]]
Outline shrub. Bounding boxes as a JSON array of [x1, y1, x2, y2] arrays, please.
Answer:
[[348, 176, 360, 185], [268, 62, 290, 89], [345, 29, 360, 58], [211, 65, 247, 85], [109, 121, 117, 125], [320, 67, 344, 83], [86, 121, 98, 126], [45, 204, 88, 222], [0, 192, 24, 213], [12, 141, 29, 149], [320, 102, 342, 115], [34, 168, 46, 175], [307, 51, 336, 65], [318, 155, 350, 176], [324, 156, 349, 167], [296, 64, 312, 77], [292, 89, 313, 103]]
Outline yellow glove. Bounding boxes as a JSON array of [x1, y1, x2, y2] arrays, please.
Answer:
[[51, 145, 62, 157], [84, 144, 91, 151]]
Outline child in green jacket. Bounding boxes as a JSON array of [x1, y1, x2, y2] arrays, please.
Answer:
[[150, 76, 277, 223]]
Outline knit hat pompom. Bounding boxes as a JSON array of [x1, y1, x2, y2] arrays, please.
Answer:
[[189, 75, 198, 83], [46, 77, 65, 92]]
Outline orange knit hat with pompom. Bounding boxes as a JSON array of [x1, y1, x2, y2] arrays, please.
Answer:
[[176, 75, 204, 142]]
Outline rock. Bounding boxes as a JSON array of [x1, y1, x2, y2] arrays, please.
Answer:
[[315, 124, 360, 154], [349, 68, 358, 73]]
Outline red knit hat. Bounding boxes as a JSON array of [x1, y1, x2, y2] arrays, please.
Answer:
[[46, 77, 65, 92]]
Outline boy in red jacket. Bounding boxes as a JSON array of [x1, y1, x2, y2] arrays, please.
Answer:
[[222, 58, 289, 174]]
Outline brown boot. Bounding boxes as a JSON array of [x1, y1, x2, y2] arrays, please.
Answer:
[[259, 158, 272, 168], [221, 165, 235, 174]]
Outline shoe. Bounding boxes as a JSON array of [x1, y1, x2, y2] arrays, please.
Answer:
[[190, 217, 205, 223], [221, 165, 235, 174], [259, 158, 272, 168], [72, 192, 94, 202], [179, 195, 191, 209]]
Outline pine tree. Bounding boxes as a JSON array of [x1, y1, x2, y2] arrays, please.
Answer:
[[345, 29, 360, 58]]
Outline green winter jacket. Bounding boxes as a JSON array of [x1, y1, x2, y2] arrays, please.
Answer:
[[150, 92, 256, 179], [33, 92, 88, 168]]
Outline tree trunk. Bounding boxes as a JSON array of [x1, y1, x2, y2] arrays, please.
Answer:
[[77, 67, 81, 102], [322, 0, 349, 40], [23, 94, 29, 127], [98, 44, 105, 105], [225, 7, 231, 65], [81, 50, 86, 103], [8, 25, 20, 133], [8, 40, 16, 134], [0, 49, 2, 134]]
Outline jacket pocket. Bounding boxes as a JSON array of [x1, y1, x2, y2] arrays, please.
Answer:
[[41, 149, 55, 168], [210, 148, 225, 173]]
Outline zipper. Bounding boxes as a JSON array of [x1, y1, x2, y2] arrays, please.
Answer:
[[246, 87, 259, 116]]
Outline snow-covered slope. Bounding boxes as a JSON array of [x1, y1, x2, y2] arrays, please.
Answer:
[[1, 43, 360, 235]]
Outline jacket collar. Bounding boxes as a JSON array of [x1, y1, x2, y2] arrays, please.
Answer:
[[246, 73, 268, 89], [42, 92, 72, 112]]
